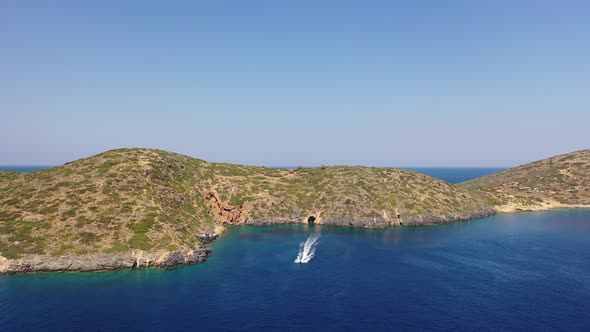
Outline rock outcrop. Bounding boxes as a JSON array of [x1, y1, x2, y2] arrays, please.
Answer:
[[203, 191, 249, 224], [6, 147, 586, 274], [0, 248, 211, 274], [401, 207, 497, 226]]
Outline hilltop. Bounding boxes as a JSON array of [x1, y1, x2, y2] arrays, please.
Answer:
[[0, 148, 494, 272], [460, 149, 590, 212]]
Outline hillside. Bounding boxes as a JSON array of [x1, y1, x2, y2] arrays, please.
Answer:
[[0, 148, 494, 272], [461, 149, 590, 212]]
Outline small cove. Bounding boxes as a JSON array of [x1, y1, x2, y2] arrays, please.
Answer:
[[1, 209, 590, 330]]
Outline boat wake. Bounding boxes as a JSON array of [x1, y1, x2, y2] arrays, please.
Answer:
[[294, 234, 321, 264]]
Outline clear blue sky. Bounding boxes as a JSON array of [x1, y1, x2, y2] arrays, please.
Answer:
[[1, 1, 589, 167]]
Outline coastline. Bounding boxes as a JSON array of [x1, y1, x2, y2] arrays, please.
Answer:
[[494, 203, 590, 213], [0, 207, 497, 274], [0, 248, 211, 274], [245, 207, 498, 228], [1, 148, 588, 275], [5, 206, 590, 274]]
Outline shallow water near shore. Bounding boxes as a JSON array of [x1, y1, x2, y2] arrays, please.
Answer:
[[2, 209, 590, 331]]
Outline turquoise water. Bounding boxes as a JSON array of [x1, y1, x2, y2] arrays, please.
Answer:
[[1, 210, 590, 331], [1, 166, 587, 330]]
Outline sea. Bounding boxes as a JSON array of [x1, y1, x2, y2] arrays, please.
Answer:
[[1, 166, 589, 331]]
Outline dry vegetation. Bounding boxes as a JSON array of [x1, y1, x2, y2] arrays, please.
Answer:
[[0, 148, 492, 259], [461, 149, 590, 210]]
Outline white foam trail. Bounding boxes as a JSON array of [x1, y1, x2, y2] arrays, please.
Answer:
[[294, 234, 320, 264]]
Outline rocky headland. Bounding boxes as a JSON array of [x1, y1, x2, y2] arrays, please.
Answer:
[[1, 148, 587, 273]]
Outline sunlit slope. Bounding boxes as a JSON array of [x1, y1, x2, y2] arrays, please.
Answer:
[[0, 148, 492, 259], [461, 149, 590, 211]]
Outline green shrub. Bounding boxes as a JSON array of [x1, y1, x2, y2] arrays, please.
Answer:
[[129, 217, 155, 250], [103, 243, 129, 253], [1, 243, 25, 259], [79, 231, 100, 245], [229, 195, 255, 206], [98, 160, 117, 174], [62, 209, 76, 219]]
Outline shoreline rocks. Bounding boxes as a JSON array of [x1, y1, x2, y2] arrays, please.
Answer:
[[0, 248, 211, 274], [403, 207, 497, 226], [244, 207, 498, 229], [0, 207, 542, 275]]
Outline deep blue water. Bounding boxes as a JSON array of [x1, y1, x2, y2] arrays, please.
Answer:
[[403, 167, 505, 183], [0, 166, 504, 184], [2, 167, 589, 330], [1, 210, 590, 331], [0, 166, 53, 172]]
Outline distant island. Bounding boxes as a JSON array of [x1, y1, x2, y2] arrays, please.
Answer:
[[1, 148, 588, 273]]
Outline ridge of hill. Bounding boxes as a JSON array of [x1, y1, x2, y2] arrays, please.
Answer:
[[460, 149, 590, 212], [0, 148, 494, 272]]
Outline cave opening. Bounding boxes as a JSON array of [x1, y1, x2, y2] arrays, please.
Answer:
[[307, 216, 316, 224]]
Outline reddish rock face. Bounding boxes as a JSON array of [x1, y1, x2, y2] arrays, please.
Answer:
[[203, 191, 248, 224]]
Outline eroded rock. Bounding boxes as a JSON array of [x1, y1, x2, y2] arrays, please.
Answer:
[[203, 191, 248, 224], [0, 248, 212, 274]]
